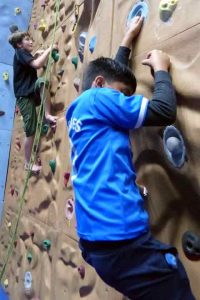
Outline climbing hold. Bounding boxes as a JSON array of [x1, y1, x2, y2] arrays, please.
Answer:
[[15, 138, 21, 151], [10, 184, 15, 196], [49, 159, 56, 174], [78, 265, 85, 279], [51, 49, 60, 62], [41, 123, 49, 135], [127, 0, 149, 25], [57, 69, 64, 76], [33, 23, 38, 30], [2, 72, 9, 81], [38, 19, 47, 32], [71, 56, 78, 69], [3, 279, 8, 288], [182, 231, 200, 261], [0, 111, 5, 116], [7, 222, 12, 229], [78, 32, 87, 62], [40, 0, 46, 8], [15, 7, 21, 14], [65, 198, 74, 220], [163, 126, 186, 168], [42, 239, 51, 251], [89, 36, 97, 54], [73, 78, 80, 92], [159, 0, 178, 22], [63, 172, 70, 187], [24, 272, 33, 296], [61, 25, 66, 32], [9, 24, 19, 33], [27, 252, 33, 263], [15, 106, 19, 115]]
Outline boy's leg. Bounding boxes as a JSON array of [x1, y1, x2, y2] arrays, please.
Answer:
[[16, 96, 41, 173], [79, 233, 195, 300]]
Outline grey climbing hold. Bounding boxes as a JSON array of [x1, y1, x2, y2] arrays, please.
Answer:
[[163, 125, 186, 168], [9, 24, 19, 33], [127, 0, 149, 25], [182, 231, 200, 261]]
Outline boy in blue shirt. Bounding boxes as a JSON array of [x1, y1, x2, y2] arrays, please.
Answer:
[[66, 17, 195, 299]]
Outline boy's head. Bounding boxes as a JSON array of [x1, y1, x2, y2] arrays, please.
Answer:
[[82, 57, 137, 96], [8, 31, 33, 52]]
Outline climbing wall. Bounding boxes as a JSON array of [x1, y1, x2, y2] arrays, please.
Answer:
[[0, 0, 200, 299]]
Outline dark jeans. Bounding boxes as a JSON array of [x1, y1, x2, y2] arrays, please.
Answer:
[[79, 232, 195, 300]]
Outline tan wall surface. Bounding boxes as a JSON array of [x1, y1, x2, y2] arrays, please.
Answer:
[[0, 0, 200, 299]]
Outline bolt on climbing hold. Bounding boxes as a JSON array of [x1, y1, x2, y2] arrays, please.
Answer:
[[64, 172, 70, 187], [127, 0, 149, 25], [65, 198, 74, 221], [10, 185, 15, 196], [15, 7, 21, 14], [78, 265, 85, 279], [7, 222, 12, 229], [9, 24, 19, 33], [182, 231, 200, 261], [89, 36, 97, 54], [73, 78, 80, 92], [159, 0, 178, 22], [51, 49, 59, 62], [33, 23, 38, 30], [2, 72, 9, 81], [27, 252, 33, 263], [0, 111, 5, 116], [71, 56, 78, 69], [42, 239, 51, 251], [38, 19, 47, 32], [163, 125, 186, 168], [49, 159, 56, 174], [78, 32, 87, 62], [3, 279, 8, 288], [24, 272, 33, 296], [57, 69, 64, 76], [41, 0, 46, 8], [41, 123, 49, 135]]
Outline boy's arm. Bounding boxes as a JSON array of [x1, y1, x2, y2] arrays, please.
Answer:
[[115, 16, 143, 66], [30, 44, 58, 69], [142, 50, 176, 126]]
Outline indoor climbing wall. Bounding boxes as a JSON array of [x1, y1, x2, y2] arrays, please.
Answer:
[[0, 0, 200, 299]]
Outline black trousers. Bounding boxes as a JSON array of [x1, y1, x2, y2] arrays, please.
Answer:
[[79, 232, 196, 300]]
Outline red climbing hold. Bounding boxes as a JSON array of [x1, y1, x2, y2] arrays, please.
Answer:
[[15, 106, 19, 115], [78, 265, 85, 279], [64, 172, 70, 187], [10, 185, 15, 196]]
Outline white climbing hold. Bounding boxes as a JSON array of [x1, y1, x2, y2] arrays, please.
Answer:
[[24, 271, 33, 296]]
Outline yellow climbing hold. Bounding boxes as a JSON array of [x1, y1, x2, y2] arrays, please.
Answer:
[[7, 222, 12, 229], [159, 0, 178, 22], [2, 72, 9, 81], [15, 7, 21, 14], [4, 279, 9, 288], [38, 19, 47, 32]]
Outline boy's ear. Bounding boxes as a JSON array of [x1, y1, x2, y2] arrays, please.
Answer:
[[92, 76, 106, 88]]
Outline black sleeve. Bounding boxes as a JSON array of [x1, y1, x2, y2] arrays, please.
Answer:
[[115, 46, 131, 66], [143, 71, 176, 126], [16, 49, 34, 66]]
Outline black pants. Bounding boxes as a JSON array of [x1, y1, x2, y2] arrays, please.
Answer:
[[79, 232, 195, 300]]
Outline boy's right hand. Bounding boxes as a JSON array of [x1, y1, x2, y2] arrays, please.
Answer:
[[141, 50, 170, 72]]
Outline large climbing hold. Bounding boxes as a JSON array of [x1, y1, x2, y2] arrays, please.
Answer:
[[127, 0, 149, 25], [49, 159, 56, 174], [159, 0, 178, 22], [182, 231, 200, 261], [163, 125, 186, 168]]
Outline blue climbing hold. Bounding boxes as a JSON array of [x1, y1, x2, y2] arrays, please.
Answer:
[[164, 253, 177, 269], [163, 126, 186, 168], [0, 285, 9, 300], [127, 1, 149, 25], [89, 36, 97, 54]]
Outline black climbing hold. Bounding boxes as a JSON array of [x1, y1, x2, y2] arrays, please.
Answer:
[[57, 69, 64, 76], [163, 126, 186, 168], [0, 111, 5, 116], [182, 231, 200, 261], [9, 24, 19, 33]]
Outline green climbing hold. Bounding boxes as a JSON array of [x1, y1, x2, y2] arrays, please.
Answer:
[[42, 123, 49, 135], [71, 56, 78, 69], [27, 252, 33, 263], [51, 49, 60, 62], [42, 239, 51, 251], [49, 159, 56, 173]]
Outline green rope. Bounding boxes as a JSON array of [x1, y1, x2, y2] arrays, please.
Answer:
[[0, 0, 61, 283]]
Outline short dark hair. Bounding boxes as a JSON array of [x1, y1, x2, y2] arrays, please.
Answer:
[[82, 57, 137, 93], [8, 31, 30, 49]]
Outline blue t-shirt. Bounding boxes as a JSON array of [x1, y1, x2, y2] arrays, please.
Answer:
[[66, 87, 150, 241]]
